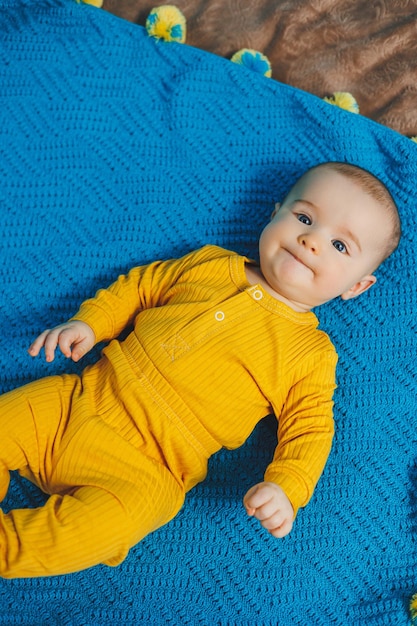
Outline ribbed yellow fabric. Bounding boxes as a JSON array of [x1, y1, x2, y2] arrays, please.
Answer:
[[0, 245, 337, 577], [75, 245, 337, 513], [0, 369, 185, 578]]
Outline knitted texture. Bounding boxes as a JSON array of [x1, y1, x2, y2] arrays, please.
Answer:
[[0, 0, 416, 623]]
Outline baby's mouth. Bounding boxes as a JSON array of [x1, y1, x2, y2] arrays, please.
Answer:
[[286, 249, 310, 269]]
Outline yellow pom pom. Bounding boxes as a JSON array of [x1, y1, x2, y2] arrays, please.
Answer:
[[410, 136, 417, 143], [323, 92, 359, 114], [75, 0, 103, 6], [410, 593, 417, 624], [231, 49, 272, 78], [146, 5, 186, 43]]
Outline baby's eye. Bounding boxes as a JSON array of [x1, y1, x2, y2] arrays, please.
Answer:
[[333, 240, 347, 253], [297, 214, 311, 225]]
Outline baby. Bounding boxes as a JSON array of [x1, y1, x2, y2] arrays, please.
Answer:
[[0, 161, 400, 578]]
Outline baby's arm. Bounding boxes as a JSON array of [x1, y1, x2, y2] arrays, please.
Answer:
[[28, 320, 95, 363], [245, 349, 337, 538], [243, 482, 294, 538]]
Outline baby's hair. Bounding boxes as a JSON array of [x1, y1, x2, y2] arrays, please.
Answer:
[[311, 161, 401, 263]]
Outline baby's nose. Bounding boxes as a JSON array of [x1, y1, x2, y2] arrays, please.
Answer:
[[298, 232, 319, 253]]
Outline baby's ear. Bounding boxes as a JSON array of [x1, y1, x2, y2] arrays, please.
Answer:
[[341, 274, 377, 300], [271, 203, 280, 219]]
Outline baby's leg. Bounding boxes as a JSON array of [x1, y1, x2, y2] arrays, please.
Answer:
[[0, 376, 74, 503], [0, 388, 184, 578], [0, 462, 183, 578]]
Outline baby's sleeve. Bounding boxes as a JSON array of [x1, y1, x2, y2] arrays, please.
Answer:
[[71, 251, 196, 343], [264, 348, 337, 516]]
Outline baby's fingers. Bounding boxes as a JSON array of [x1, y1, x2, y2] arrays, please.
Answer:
[[29, 327, 70, 362], [244, 484, 272, 512], [244, 482, 294, 539], [251, 499, 281, 522], [28, 329, 53, 359], [57, 328, 79, 359], [40, 328, 63, 362], [267, 517, 293, 539], [29, 322, 94, 363], [67, 335, 92, 362]]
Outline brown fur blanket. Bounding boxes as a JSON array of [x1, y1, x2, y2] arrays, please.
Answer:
[[103, 0, 417, 137]]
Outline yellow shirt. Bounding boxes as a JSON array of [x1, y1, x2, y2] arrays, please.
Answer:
[[74, 245, 337, 514]]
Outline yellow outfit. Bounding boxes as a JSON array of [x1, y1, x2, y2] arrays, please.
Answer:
[[0, 245, 337, 578]]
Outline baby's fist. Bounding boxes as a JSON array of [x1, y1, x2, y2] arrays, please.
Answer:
[[243, 482, 294, 538]]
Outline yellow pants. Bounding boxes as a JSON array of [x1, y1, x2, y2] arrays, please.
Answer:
[[0, 356, 194, 578]]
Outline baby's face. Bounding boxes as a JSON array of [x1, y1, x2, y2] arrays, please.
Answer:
[[258, 168, 389, 312]]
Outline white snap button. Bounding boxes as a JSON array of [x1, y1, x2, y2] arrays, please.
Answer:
[[214, 311, 225, 321], [252, 289, 263, 300]]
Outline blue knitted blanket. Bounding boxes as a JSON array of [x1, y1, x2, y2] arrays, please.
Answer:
[[0, 1, 416, 624]]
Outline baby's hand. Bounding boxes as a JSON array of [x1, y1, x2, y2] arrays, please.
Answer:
[[28, 321, 95, 363], [243, 481, 294, 538]]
